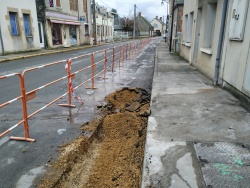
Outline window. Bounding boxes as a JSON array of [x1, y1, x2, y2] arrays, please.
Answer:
[[69, 25, 77, 45], [153, 23, 158, 28], [187, 12, 194, 43], [203, 3, 217, 48], [52, 23, 62, 45], [23, 14, 31, 36], [85, 24, 89, 35], [70, 0, 78, 11], [9, 12, 18, 36], [184, 15, 188, 42], [229, 0, 249, 41], [97, 25, 100, 35]]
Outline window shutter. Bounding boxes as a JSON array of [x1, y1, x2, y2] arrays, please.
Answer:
[[83, 0, 87, 13], [70, 0, 73, 10], [23, 14, 30, 35], [75, 0, 78, 11], [56, 0, 61, 7], [9, 13, 18, 35]]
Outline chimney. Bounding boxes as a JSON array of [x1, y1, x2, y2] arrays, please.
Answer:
[[139, 12, 141, 17], [160, 17, 162, 21], [156, 16, 158, 20]]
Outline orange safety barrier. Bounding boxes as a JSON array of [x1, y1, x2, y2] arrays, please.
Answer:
[[0, 38, 151, 142], [0, 73, 35, 142]]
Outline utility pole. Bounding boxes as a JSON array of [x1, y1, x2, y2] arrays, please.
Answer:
[[162, 16, 164, 35], [166, 2, 169, 43], [92, 0, 97, 45], [169, 0, 174, 52], [133, 4, 136, 39]]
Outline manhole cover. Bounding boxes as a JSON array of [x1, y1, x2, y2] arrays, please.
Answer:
[[194, 142, 250, 188]]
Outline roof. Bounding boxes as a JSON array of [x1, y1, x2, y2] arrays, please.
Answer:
[[136, 14, 154, 32], [150, 18, 166, 26]]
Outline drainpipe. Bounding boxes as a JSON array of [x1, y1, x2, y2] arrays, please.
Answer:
[[0, 23, 5, 55], [214, 0, 228, 85]]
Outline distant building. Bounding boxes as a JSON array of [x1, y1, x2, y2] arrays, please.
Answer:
[[94, 3, 114, 43], [0, 0, 40, 54], [136, 12, 154, 37], [150, 16, 166, 35]]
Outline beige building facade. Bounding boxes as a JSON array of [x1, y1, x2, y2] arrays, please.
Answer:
[[0, 0, 40, 54], [44, 0, 81, 48]]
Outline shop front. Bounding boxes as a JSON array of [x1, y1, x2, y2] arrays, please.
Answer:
[[45, 11, 80, 48]]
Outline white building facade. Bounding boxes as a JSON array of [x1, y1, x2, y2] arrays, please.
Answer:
[[94, 3, 114, 43], [150, 16, 166, 34], [0, 0, 40, 54]]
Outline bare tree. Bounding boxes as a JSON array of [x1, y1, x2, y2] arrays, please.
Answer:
[[120, 17, 134, 32]]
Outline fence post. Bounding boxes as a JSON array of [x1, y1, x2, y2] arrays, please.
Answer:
[[126, 44, 128, 60], [119, 46, 121, 68], [86, 53, 97, 89], [122, 45, 124, 63], [9, 74, 35, 142], [129, 43, 131, 59], [104, 49, 107, 79], [58, 59, 76, 108], [112, 47, 115, 72]]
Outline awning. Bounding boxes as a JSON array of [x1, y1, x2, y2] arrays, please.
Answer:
[[50, 19, 64, 24], [50, 19, 80, 26], [64, 21, 80, 25]]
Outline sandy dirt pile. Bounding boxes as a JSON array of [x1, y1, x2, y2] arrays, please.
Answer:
[[38, 88, 151, 188]]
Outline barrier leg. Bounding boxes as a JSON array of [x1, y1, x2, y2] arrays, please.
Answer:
[[85, 53, 97, 89], [10, 75, 35, 142], [58, 59, 76, 108]]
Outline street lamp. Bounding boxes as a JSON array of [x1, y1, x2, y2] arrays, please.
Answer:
[[161, 0, 174, 52], [161, 0, 169, 43]]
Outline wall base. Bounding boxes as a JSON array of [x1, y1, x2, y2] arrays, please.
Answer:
[[222, 81, 250, 112]]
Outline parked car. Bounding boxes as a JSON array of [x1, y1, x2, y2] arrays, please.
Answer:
[[153, 32, 158, 37]]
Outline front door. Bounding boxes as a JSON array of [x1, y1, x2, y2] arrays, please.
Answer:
[[38, 21, 44, 48]]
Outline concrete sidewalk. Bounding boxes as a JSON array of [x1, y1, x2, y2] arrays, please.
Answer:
[[142, 41, 250, 187], [0, 43, 106, 63]]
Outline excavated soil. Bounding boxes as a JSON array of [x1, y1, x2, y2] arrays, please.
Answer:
[[38, 88, 151, 188]]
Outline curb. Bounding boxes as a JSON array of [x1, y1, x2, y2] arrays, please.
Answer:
[[0, 44, 104, 63]]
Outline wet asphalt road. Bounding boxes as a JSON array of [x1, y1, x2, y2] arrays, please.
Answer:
[[0, 38, 159, 187], [0, 41, 131, 135]]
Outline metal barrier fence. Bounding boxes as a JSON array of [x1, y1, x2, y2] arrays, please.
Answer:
[[0, 38, 151, 142]]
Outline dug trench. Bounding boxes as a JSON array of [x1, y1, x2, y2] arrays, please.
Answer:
[[38, 87, 151, 188]]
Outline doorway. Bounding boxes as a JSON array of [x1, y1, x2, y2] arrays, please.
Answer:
[[192, 8, 202, 64], [38, 21, 44, 48]]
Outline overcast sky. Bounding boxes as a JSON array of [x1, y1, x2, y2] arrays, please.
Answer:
[[95, 0, 169, 22]]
